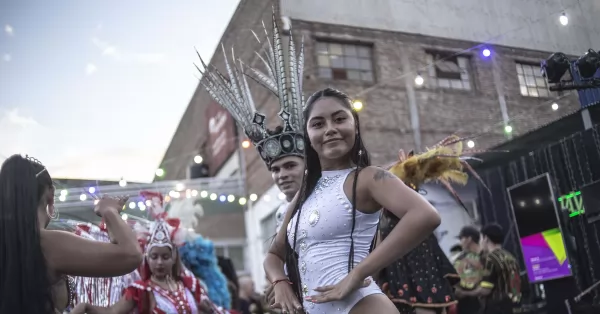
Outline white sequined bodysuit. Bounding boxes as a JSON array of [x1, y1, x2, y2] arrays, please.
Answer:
[[287, 168, 382, 313]]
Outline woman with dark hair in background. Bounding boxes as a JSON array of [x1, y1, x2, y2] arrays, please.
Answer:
[[0, 154, 143, 313], [264, 88, 442, 314]]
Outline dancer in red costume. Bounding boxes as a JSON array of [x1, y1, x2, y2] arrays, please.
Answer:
[[73, 191, 229, 314]]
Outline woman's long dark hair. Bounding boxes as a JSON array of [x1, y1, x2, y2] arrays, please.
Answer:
[[0, 154, 55, 313], [285, 88, 371, 303]]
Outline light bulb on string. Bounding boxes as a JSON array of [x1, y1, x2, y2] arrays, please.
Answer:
[[121, 213, 128, 221], [467, 140, 475, 148], [278, 193, 286, 200], [175, 183, 185, 191], [249, 194, 258, 201], [88, 187, 96, 194], [239, 197, 247, 205], [139, 204, 146, 211], [137, 201, 144, 208], [241, 140, 251, 149], [191, 190, 198, 197], [414, 74, 424, 86], [94, 199, 99, 205], [559, 13, 568, 26], [352, 100, 364, 111], [504, 125, 513, 134], [227, 195, 235, 202], [155, 168, 165, 177], [210, 193, 217, 200], [60, 190, 68, 196], [219, 195, 226, 202], [59, 195, 66, 202], [129, 202, 136, 209], [482, 48, 491, 58], [119, 178, 127, 187], [552, 103, 559, 111], [145, 200, 152, 207], [200, 190, 209, 198], [194, 155, 203, 164], [79, 194, 87, 201]]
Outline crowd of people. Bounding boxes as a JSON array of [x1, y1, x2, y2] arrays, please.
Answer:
[[0, 12, 524, 314]]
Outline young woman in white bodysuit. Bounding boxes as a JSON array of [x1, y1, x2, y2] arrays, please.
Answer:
[[263, 88, 442, 314]]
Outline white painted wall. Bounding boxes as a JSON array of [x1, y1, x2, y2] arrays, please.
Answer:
[[244, 183, 286, 289], [281, 0, 599, 56]]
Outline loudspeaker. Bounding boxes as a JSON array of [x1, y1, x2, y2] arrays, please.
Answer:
[[580, 181, 600, 223], [189, 164, 209, 179]]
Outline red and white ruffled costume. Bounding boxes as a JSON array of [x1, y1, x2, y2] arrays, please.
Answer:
[[124, 191, 227, 314]]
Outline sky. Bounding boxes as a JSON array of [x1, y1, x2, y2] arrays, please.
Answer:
[[0, 0, 240, 182]]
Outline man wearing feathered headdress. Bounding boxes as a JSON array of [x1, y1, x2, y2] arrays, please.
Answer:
[[196, 9, 306, 314]]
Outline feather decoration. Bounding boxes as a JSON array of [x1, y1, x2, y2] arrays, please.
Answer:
[[388, 135, 501, 215], [179, 235, 232, 309]]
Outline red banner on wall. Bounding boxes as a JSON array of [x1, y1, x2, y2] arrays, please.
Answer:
[[205, 100, 237, 176]]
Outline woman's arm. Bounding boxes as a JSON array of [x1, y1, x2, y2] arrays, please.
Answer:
[[353, 166, 441, 279], [41, 208, 143, 277], [263, 194, 298, 282]]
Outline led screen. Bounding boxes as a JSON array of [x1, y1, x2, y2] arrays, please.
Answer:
[[507, 173, 572, 283]]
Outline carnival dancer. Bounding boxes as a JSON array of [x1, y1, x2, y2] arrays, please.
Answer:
[[455, 224, 522, 314], [198, 9, 441, 313], [73, 191, 226, 314], [0, 154, 143, 314]]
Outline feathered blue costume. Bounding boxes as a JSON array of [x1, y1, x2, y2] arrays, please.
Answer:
[[179, 235, 232, 309]]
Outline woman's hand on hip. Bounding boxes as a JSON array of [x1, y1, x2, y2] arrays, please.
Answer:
[[306, 273, 372, 304], [271, 282, 304, 314]]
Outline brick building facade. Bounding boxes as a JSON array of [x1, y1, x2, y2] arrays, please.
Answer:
[[162, 0, 582, 196]]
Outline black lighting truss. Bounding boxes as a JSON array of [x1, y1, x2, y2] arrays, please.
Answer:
[[542, 49, 600, 92]]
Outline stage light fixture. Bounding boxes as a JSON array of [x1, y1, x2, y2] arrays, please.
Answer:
[[576, 49, 600, 79], [541, 52, 571, 83]]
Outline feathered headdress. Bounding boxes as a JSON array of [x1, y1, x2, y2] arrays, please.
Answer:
[[196, 8, 306, 169], [136, 191, 187, 253], [179, 235, 232, 309], [388, 135, 497, 212]]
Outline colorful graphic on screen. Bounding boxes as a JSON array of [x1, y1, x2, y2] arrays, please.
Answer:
[[520, 228, 571, 282]]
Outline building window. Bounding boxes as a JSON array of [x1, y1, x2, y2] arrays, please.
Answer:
[[215, 245, 245, 271], [516, 63, 550, 97], [316, 41, 374, 82], [260, 211, 277, 254], [426, 52, 471, 90]]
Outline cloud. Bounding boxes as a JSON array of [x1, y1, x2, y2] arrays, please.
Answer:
[[4, 24, 14, 36], [2, 108, 39, 128], [91, 37, 165, 64], [0, 108, 49, 159], [85, 63, 97, 75], [3, 53, 10, 62]]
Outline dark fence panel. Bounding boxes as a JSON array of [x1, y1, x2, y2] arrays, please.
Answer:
[[476, 124, 600, 305]]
